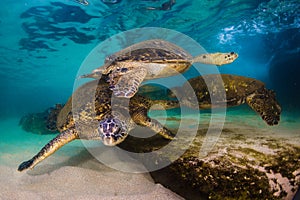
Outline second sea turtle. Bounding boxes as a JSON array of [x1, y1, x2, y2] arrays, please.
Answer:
[[138, 74, 281, 126], [172, 74, 281, 126], [81, 39, 238, 98]]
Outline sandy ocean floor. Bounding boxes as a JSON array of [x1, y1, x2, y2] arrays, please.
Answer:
[[1, 109, 299, 200], [0, 118, 183, 200]]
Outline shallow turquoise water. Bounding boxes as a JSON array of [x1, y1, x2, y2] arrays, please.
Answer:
[[0, 0, 299, 199], [1, 0, 299, 117]]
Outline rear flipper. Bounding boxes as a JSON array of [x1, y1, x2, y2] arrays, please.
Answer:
[[18, 129, 78, 172], [246, 88, 281, 126]]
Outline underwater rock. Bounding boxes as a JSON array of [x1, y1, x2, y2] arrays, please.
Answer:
[[119, 123, 300, 200], [19, 112, 53, 135], [19, 104, 63, 135], [46, 104, 64, 131]]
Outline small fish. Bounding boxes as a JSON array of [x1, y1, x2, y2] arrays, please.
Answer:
[[101, 0, 121, 4], [73, 0, 89, 6], [147, 0, 176, 11]]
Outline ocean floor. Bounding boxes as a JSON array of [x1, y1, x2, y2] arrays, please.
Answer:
[[1, 108, 299, 200], [0, 118, 182, 200]]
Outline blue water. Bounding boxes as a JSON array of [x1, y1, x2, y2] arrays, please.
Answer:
[[0, 0, 299, 118], [0, 0, 299, 198]]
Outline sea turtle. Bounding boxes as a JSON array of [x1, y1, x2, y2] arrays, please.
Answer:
[[170, 74, 281, 126], [80, 39, 238, 98], [18, 78, 179, 172]]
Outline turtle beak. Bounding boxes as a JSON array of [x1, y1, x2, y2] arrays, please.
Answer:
[[101, 128, 128, 146], [102, 137, 117, 146]]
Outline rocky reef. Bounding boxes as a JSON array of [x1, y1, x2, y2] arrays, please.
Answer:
[[19, 104, 62, 135], [120, 118, 300, 200]]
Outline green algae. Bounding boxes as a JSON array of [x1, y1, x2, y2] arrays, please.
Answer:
[[19, 112, 57, 135], [120, 125, 300, 199], [237, 147, 267, 160], [264, 146, 300, 180], [231, 133, 247, 141], [169, 156, 276, 200], [146, 128, 300, 199]]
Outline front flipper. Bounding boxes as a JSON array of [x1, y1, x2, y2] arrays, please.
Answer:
[[132, 109, 175, 140], [111, 68, 147, 98], [246, 89, 281, 126], [18, 129, 79, 172], [192, 52, 238, 66], [148, 118, 175, 140]]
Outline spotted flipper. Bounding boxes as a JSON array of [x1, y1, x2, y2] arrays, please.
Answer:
[[111, 68, 147, 98], [149, 118, 176, 140], [18, 129, 78, 171], [246, 89, 281, 126], [131, 108, 175, 140], [192, 52, 238, 66]]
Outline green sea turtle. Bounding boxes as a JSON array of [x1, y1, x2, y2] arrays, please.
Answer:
[[81, 39, 238, 98], [18, 78, 179, 172], [170, 74, 281, 126]]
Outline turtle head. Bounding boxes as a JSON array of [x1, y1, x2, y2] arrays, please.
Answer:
[[98, 116, 128, 146]]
